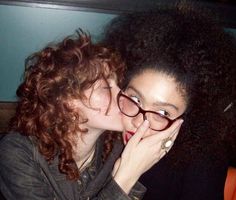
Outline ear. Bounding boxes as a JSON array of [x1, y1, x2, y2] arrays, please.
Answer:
[[67, 99, 87, 123], [68, 99, 83, 110]]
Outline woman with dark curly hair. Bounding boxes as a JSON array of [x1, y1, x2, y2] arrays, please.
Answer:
[[0, 30, 182, 199], [103, 4, 236, 200]]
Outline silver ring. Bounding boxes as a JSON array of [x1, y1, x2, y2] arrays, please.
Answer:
[[161, 138, 173, 150]]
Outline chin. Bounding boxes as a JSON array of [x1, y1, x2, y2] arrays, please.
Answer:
[[107, 124, 123, 132]]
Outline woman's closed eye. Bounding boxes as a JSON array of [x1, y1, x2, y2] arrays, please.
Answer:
[[102, 78, 117, 90], [103, 85, 112, 89]]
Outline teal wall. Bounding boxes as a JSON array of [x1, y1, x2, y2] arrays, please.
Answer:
[[0, 4, 236, 102], [0, 4, 116, 101]]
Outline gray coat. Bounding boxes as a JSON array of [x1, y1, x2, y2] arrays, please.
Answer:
[[0, 132, 146, 200]]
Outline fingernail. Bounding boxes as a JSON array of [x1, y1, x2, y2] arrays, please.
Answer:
[[143, 120, 150, 126]]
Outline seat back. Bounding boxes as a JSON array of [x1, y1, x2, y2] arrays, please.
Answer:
[[224, 167, 236, 200]]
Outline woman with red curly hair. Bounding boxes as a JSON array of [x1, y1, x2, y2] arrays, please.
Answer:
[[0, 30, 180, 200]]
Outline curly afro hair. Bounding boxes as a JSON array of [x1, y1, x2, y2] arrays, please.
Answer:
[[103, 4, 236, 167]]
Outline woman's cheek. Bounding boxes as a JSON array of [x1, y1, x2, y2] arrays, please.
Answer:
[[121, 115, 129, 129], [91, 92, 110, 112]]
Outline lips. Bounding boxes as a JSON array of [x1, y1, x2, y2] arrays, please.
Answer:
[[124, 131, 135, 143]]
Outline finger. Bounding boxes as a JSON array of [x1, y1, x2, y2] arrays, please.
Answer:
[[158, 149, 168, 161], [112, 158, 121, 176], [157, 119, 184, 140], [170, 128, 179, 141], [128, 120, 150, 145], [143, 119, 183, 146], [163, 131, 179, 153], [165, 123, 182, 144], [161, 124, 182, 153]]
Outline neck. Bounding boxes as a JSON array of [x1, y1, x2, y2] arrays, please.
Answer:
[[73, 129, 103, 171], [76, 146, 95, 171]]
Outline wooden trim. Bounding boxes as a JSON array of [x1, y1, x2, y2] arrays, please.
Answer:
[[224, 167, 236, 200], [0, 102, 17, 133], [0, 0, 236, 28]]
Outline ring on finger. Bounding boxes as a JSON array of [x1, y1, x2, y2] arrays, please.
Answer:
[[161, 137, 173, 150]]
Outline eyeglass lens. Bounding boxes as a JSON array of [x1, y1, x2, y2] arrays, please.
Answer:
[[118, 92, 170, 131]]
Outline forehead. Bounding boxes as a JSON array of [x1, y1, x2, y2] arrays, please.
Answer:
[[128, 70, 187, 110]]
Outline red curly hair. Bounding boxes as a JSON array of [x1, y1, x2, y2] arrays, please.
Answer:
[[9, 30, 125, 180]]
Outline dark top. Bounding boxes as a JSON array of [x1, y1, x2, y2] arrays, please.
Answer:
[[139, 148, 228, 200], [0, 132, 146, 200]]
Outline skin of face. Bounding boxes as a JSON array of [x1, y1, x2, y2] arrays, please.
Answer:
[[71, 78, 123, 134], [122, 69, 187, 141]]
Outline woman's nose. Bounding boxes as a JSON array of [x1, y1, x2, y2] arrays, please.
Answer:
[[131, 113, 144, 129]]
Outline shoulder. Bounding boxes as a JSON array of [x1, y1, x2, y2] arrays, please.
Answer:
[[0, 132, 35, 165], [0, 132, 32, 150]]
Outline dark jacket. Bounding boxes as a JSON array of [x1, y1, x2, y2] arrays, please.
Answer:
[[0, 132, 146, 200], [139, 146, 228, 200]]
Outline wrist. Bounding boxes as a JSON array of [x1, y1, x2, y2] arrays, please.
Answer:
[[114, 172, 139, 194]]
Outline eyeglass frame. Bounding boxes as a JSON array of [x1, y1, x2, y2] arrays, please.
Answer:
[[117, 90, 182, 131]]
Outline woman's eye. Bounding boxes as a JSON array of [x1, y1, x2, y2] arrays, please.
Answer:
[[130, 95, 141, 104], [158, 110, 169, 117], [102, 82, 112, 90]]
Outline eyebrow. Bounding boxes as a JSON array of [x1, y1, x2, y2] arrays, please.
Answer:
[[127, 85, 179, 111]]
